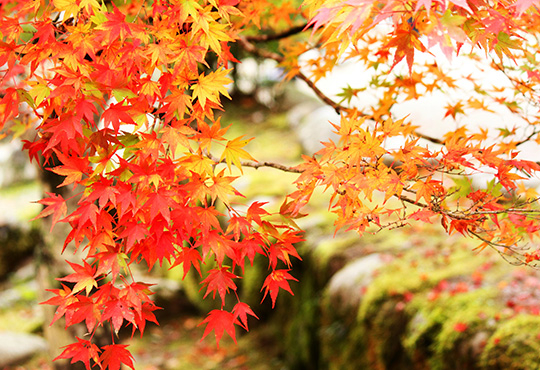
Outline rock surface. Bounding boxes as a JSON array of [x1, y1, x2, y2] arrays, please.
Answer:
[[0, 331, 48, 367]]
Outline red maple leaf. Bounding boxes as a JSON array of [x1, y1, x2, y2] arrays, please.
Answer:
[[99, 344, 135, 370], [50, 151, 90, 187], [65, 296, 102, 332], [132, 301, 160, 337], [246, 201, 270, 225], [408, 209, 436, 223], [101, 102, 135, 132], [40, 284, 77, 325], [170, 246, 202, 278], [201, 267, 238, 306], [31, 192, 67, 232], [54, 337, 101, 370], [234, 234, 265, 270], [199, 309, 240, 347], [261, 269, 298, 308], [232, 301, 258, 331], [102, 297, 136, 334], [101, 4, 133, 42], [119, 281, 155, 316]]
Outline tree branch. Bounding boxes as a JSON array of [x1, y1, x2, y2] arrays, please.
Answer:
[[205, 150, 302, 173], [237, 36, 449, 143], [245, 23, 310, 42], [241, 160, 303, 173], [238, 36, 347, 115]]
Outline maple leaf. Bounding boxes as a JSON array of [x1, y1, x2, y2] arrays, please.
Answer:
[[86, 179, 120, 209], [411, 178, 444, 204], [235, 234, 265, 269], [208, 170, 240, 205], [388, 27, 426, 73], [100, 3, 133, 42], [220, 136, 257, 173], [195, 118, 229, 151], [201, 267, 238, 306], [53, 0, 80, 18], [226, 215, 252, 241], [496, 164, 525, 191], [65, 296, 102, 333], [54, 337, 101, 370], [233, 301, 258, 331], [199, 309, 240, 347], [132, 301, 160, 337], [75, 98, 99, 125], [41, 284, 78, 325], [408, 209, 437, 223], [50, 153, 90, 187], [58, 261, 98, 295], [204, 230, 236, 265], [191, 68, 232, 108], [102, 102, 136, 132], [246, 201, 270, 225], [119, 281, 155, 316], [170, 246, 203, 278], [261, 269, 298, 308], [144, 188, 175, 222], [31, 192, 67, 232], [102, 297, 136, 334], [99, 344, 135, 370], [92, 247, 126, 281]]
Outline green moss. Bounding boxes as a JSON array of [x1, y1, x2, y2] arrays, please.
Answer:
[[281, 269, 320, 368], [0, 305, 43, 333], [311, 234, 360, 268], [368, 299, 411, 368], [480, 315, 540, 369], [405, 288, 499, 370], [359, 245, 488, 322], [355, 240, 492, 368]]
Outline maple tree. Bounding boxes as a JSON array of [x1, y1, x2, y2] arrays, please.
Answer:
[[3, 0, 540, 368]]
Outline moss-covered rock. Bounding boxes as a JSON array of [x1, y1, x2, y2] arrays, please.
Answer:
[[480, 315, 540, 370], [404, 288, 499, 370]]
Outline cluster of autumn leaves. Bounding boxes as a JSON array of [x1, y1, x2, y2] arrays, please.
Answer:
[[2, 0, 540, 369]]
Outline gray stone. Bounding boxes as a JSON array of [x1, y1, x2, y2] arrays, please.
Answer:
[[0, 331, 47, 366], [326, 253, 385, 309]]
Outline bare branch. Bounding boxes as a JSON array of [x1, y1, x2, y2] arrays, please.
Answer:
[[205, 149, 302, 173], [241, 160, 303, 173], [238, 36, 450, 144], [245, 24, 310, 42], [237, 36, 285, 62]]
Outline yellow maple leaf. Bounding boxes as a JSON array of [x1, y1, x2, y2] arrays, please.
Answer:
[[220, 136, 256, 173], [191, 68, 232, 108], [53, 0, 80, 18]]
